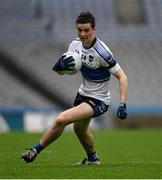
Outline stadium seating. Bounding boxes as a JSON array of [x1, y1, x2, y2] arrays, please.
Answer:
[[0, 65, 54, 107], [0, 0, 162, 42]]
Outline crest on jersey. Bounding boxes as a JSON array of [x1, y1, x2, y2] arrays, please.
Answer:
[[89, 55, 94, 62]]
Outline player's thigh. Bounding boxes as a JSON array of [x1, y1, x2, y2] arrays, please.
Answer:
[[58, 102, 93, 125]]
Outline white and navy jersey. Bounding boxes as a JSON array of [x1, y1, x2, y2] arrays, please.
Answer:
[[68, 37, 120, 105]]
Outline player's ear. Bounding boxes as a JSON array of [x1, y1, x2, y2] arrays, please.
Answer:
[[75, 26, 79, 35], [92, 27, 96, 33]]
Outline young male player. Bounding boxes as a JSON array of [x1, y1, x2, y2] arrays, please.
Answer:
[[21, 11, 128, 165]]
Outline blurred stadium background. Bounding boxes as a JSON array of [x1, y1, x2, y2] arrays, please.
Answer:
[[0, 0, 162, 132]]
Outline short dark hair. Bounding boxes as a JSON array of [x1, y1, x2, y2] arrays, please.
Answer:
[[76, 11, 96, 28]]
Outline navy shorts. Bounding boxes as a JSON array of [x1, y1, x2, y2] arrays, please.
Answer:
[[74, 93, 109, 118]]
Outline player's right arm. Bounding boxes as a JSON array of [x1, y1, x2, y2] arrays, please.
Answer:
[[53, 39, 78, 74]]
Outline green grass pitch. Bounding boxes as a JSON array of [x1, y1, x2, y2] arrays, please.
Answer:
[[0, 129, 162, 179]]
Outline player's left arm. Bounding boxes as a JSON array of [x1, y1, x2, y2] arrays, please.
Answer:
[[97, 41, 128, 119], [113, 67, 128, 120], [102, 53, 128, 104], [113, 67, 128, 104]]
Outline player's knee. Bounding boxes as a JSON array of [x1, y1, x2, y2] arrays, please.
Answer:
[[55, 114, 66, 127], [73, 123, 83, 135]]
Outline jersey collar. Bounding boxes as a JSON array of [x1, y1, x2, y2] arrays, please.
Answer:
[[83, 37, 97, 49]]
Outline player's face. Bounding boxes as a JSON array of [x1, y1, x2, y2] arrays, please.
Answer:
[[76, 23, 96, 47]]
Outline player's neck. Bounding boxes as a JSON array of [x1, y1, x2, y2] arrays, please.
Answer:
[[83, 37, 97, 49]]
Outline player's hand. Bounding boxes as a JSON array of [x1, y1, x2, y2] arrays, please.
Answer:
[[52, 55, 75, 72], [117, 103, 127, 120]]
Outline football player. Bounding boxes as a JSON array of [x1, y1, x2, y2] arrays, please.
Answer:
[[21, 11, 128, 165]]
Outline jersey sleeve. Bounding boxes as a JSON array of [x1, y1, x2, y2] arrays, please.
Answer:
[[68, 42, 74, 52], [101, 56, 120, 74], [94, 40, 121, 74], [68, 38, 80, 52], [109, 63, 120, 74]]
